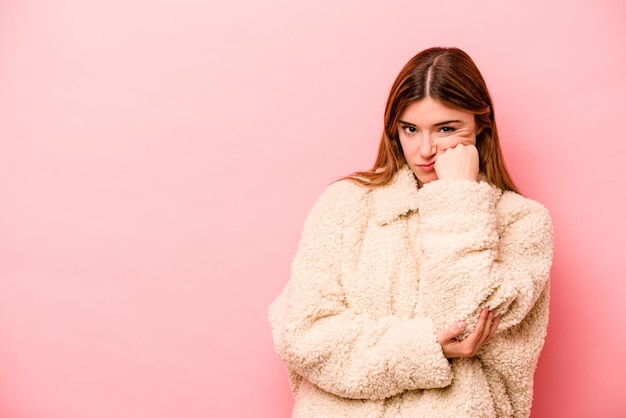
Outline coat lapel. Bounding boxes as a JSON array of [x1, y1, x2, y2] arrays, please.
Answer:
[[371, 166, 420, 225]]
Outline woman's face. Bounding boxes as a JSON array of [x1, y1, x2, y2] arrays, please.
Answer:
[[397, 97, 477, 185]]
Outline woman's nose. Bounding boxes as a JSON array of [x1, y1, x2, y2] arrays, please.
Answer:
[[419, 135, 436, 158]]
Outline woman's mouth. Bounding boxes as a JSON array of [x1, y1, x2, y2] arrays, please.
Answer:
[[417, 162, 435, 172]]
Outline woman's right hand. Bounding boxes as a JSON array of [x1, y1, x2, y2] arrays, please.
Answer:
[[436, 308, 499, 358]]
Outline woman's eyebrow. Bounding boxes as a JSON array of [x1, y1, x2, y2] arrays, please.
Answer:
[[398, 119, 463, 127], [434, 119, 462, 126]]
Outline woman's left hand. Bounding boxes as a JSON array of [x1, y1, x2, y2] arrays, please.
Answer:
[[434, 143, 479, 182], [436, 308, 499, 358]]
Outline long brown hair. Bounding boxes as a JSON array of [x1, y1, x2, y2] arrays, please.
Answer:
[[347, 47, 519, 193]]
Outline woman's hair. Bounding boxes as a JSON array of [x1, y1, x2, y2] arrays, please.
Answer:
[[346, 47, 519, 193]]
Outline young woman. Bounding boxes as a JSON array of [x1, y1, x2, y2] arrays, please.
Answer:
[[269, 47, 553, 417]]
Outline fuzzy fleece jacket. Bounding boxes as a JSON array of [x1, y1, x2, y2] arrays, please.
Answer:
[[268, 166, 553, 417]]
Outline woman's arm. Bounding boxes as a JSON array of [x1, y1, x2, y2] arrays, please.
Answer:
[[269, 180, 453, 401], [415, 179, 553, 337]]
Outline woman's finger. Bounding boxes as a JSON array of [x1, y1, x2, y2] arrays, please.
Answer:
[[461, 308, 489, 355], [436, 320, 466, 346], [487, 315, 500, 341], [475, 310, 495, 349]]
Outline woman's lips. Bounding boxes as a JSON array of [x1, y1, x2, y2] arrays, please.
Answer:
[[417, 162, 435, 172]]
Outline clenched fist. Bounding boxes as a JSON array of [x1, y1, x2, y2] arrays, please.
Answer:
[[434, 143, 479, 182]]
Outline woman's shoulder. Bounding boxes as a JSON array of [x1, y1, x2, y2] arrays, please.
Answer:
[[314, 177, 371, 208], [301, 177, 372, 225], [497, 189, 552, 225]]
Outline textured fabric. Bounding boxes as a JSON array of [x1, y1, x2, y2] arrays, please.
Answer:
[[269, 166, 553, 417]]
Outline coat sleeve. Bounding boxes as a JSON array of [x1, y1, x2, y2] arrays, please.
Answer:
[[415, 179, 553, 337], [478, 286, 550, 417], [268, 180, 453, 401]]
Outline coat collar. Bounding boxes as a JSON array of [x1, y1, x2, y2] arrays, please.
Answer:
[[369, 167, 495, 225], [371, 165, 420, 225]]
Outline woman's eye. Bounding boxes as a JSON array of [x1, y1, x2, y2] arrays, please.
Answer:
[[439, 126, 455, 133], [402, 126, 417, 134]]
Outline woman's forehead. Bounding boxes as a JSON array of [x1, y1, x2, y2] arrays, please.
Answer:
[[399, 98, 473, 125]]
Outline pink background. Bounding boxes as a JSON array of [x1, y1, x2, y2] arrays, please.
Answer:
[[0, 0, 624, 417]]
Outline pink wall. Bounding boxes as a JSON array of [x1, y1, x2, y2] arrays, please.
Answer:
[[0, 0, 624, 416]]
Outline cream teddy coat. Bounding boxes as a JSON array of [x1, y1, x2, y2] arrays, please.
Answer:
[[269, 166, 553, 417]]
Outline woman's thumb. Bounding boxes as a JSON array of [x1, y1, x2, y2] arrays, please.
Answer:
[[450, 320, 466, 337], [437, 320, 467, 344]]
